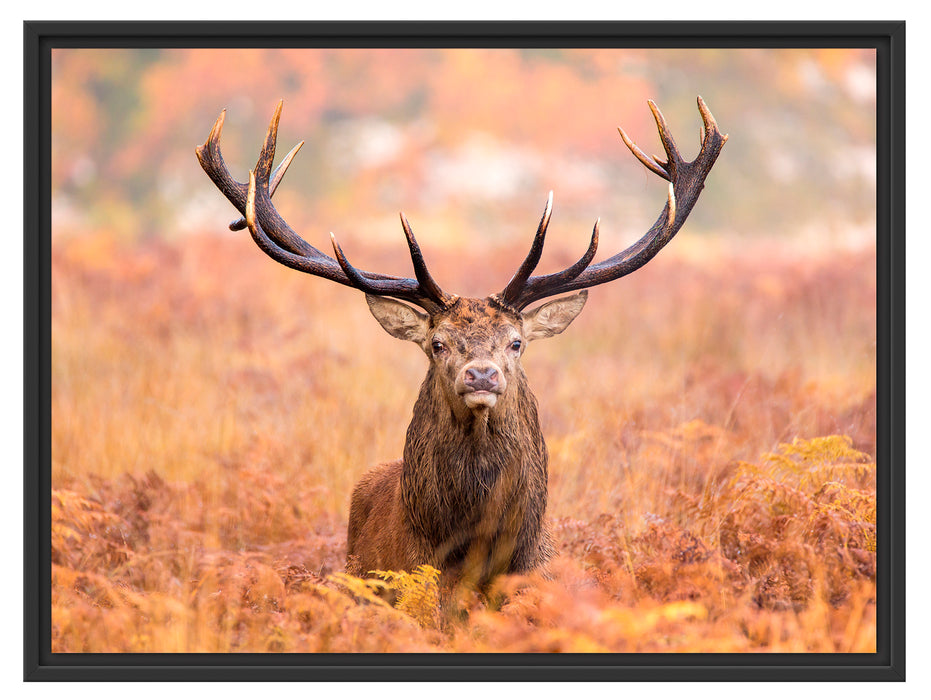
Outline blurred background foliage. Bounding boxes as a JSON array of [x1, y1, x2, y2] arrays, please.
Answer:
[[51, 47, 875, 252], [50, 46, 878, 653]]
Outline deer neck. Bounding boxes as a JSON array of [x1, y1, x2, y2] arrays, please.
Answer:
[[400, 366, 547, 546]]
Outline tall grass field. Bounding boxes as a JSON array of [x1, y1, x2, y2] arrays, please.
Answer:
[[51, 228, 875, 653]]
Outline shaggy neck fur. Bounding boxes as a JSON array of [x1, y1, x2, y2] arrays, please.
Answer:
[[401, 363, 548, 570]]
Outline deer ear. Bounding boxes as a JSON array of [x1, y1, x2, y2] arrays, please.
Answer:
[[522, 290, 588, 342], [365, 295, 430, 344]]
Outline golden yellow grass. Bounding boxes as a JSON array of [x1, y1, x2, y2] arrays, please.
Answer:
[[50, 230, 876, 653]]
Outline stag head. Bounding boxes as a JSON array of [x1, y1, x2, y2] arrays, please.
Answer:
[[196, 97, 727, 414], [367, 291, 587, 416]]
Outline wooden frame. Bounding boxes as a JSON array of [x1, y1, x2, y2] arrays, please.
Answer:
[[24, 21, 904, 681]]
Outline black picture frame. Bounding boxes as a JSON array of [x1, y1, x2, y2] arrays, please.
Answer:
[[24, 20, 905, 681]]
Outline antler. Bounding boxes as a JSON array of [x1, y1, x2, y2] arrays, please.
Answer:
[[495, 96, 727, 311], [196, 101, 457, 314]]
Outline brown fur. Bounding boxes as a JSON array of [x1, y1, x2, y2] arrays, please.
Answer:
[[346, 294, 586, 590]]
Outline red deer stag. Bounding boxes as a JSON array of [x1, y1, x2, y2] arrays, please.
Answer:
[[196, 97, 726, 591]]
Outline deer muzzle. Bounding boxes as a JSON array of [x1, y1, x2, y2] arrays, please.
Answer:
[[457, 361, 506, 409]]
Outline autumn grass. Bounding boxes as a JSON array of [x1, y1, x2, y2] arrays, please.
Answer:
[[50, 229, 876, 653]]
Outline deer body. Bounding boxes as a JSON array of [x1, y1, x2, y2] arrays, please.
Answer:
[[346, 400, 551, 584], [346, 295, 583, 585], [400, 358, 550, 577], [196, 96, 726, 590]]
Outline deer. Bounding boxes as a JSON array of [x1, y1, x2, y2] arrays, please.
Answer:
[[196, 96, 726, 593]]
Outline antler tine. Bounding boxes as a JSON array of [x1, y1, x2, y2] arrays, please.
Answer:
[[529, 218, 601, 290], [400, 213, 457, 308], [559, 218, 600, 283], [696, 95, 729, 156], [255, 100, 282, 183], [617, 126, 669, 181], [329, 233, 381, 293], [230, 140, 304, 231], [502, 98, 725, 311], [501, 219, 601, 310], [329, 231, 449, 314], [499, 191, 553, 304], [196, 109, 247, 201], [647, 100, 683, 177]]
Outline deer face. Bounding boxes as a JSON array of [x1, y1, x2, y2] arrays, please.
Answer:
[[366, 292, 588, 414]]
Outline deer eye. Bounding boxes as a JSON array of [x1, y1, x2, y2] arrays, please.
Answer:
[[431, 340, 446, 355], [510, 339, 522, 352]]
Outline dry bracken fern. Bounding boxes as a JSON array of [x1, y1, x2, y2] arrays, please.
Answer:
[[328, 566, 442, 628], [712, 435, 875, 609], [370, 565, 442, 628]]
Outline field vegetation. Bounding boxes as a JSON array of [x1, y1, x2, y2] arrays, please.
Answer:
[[49, 46, 877, 655], [51, 229, 876, 653]]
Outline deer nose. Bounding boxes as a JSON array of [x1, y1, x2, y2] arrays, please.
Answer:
[[464, 366, 499, 392]]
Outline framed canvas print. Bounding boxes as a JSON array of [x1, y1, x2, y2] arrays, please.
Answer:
[[24, 21, 904, 681]]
